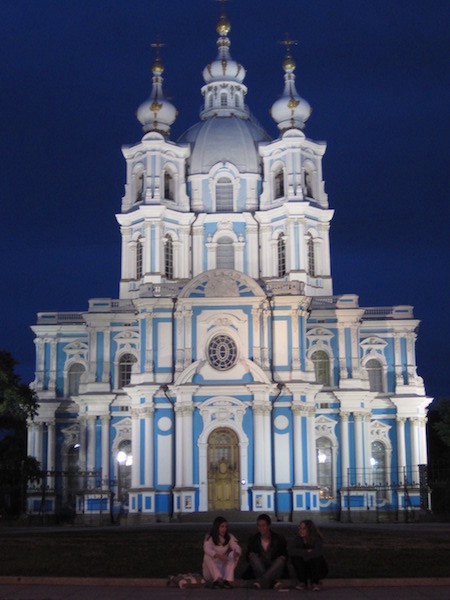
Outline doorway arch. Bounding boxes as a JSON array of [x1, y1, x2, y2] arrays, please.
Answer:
[[207, 428, 240, 510]]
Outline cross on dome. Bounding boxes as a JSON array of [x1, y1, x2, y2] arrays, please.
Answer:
[[136, 40, 177, 137]]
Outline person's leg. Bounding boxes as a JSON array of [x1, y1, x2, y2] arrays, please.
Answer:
[[259, 555, 286, 589], [248, 552, 267, 579], [290, 556, 308, 588], [202, 554, 224, 583]]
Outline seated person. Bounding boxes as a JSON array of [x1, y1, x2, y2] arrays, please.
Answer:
[[288, 519, 328, 591], [245, 513, 287, 589], [202, 516, 241, 588]]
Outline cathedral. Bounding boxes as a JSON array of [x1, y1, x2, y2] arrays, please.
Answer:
[[27, 13, 432, 522]]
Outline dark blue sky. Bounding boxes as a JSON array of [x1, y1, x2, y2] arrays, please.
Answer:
[[1, 1, 449, 402]]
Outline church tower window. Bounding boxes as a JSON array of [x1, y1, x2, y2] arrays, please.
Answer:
[[118, 353, 137, 388], [165, 234, 174, 279], [366, 359, 384, 392], [277, 233, 286, 277], [274, 169, 284, 199], [307, 235, 316, 276], [136, 171, 145, 203], [136, 238, 143, 280], [67, 363, 85, 396], [220, 93, 227, 107], [312, 350, 330, 386], [216, 236, 235, 269], [216, 177, 233, 212], [303, 169, 313, 198], [164, 171, 174, 201]]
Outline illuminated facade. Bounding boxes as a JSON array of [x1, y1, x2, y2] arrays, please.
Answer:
[[28, 14, 431, 521]]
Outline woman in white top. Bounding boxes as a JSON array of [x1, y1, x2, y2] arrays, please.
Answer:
[[203, 516, 241, 588]]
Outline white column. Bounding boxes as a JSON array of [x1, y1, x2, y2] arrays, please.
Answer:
[[393, 333, 403, 387], [143, 407, 154, 488], [183, 308, 193, 367], [292, 406, 304, 486], [253, 406, 265, 486], [47, 421, 56, 489], [263, 405, 272, 484], [182, 405, 194, 487], [261, 304, 270, 370], [174, 403, 183, 488], [419, 417, 428, 465], [354, 412, 363, 484], [306, 408, 317, 485], [246, 222, 259, 278], [131, 409, 141, 488], [102, 329, 111, 384], [260, 224, 271, 277], [396, 417, 406, 483], [87, 415, 96, 486], [410, 417, 420, 483], [340, 412, 349, 487], [120, 226, 132, 280], [144, 222, 152, 275], [192, 224, 203, 276], [291, 309, 301, 372], [337, 325, 348, 380], [48, 339, 57, 390], [35, 423, 44, 468], [78, 416, 87, 473], [251, 308, 262, 367], [101, 415, 110, 489]]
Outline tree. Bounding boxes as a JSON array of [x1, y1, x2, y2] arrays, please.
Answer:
[[0, 351, 40, 517]]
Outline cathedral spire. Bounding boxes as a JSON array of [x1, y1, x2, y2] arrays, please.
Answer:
[[200, 8, 248, 119], [137, 41, 177, 137], [271, 36, 311, 132]]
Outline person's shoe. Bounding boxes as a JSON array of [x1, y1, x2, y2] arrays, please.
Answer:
[[223, 580, 232, 589], [253, 581, 261, 589], [295, 583, 306, 590], [312, 584, 321, 591], [212, 580, 221, 589], [273, 582, 283, 590]]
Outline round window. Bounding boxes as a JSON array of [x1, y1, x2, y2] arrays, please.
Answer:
[[208, 334, 238, 370]]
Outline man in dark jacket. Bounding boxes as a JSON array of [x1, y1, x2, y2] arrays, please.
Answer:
[[245, 513, 287, 589]]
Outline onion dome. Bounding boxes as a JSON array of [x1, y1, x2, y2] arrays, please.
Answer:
[[271, 48, 311, 132], [137, 53, 177, 136], [200, 14, 248, 119]]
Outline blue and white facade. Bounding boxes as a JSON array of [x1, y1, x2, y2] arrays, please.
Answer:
[[28, 15, 432, 521]]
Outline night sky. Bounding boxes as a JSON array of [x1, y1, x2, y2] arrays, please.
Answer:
[[1, 1, 449, 404]]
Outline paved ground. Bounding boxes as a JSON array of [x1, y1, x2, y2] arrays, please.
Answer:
[[1, 577, 450, 599]]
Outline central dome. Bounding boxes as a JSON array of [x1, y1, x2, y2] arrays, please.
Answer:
[[178, 115, 270, 175]]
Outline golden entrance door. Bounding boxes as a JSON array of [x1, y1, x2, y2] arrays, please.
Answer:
[[208, 428, 240, 510]]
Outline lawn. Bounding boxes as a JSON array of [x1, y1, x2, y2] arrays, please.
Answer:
[[1, 523, 449, 579]]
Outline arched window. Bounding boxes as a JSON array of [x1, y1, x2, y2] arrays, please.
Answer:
[[220, 93, 227, 107], [311, 350, 330, 386], [68, 363, 85, 396], [209, 95, 214, 108], [216, 177, 233, 212], [216, 236, 235, 269], [307, 235, 316, 276], [316, 437, 333, 499], [304, 169, 313, 198], [118, 354, 137, 388], [164, 171, 174, 201], [234, 95, 240, 108], [135, 171, 144, 202], [165, 234, 174, 280], [277, 233, 286, 277], [116, 440, 132, 504], [366, 359, 383, 392], [274, 169, 284, 199]]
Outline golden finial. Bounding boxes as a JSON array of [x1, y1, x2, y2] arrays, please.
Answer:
[[279, 34, 298, 72], [151, 39, 166, 74], [216, 0, 231, 35]]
